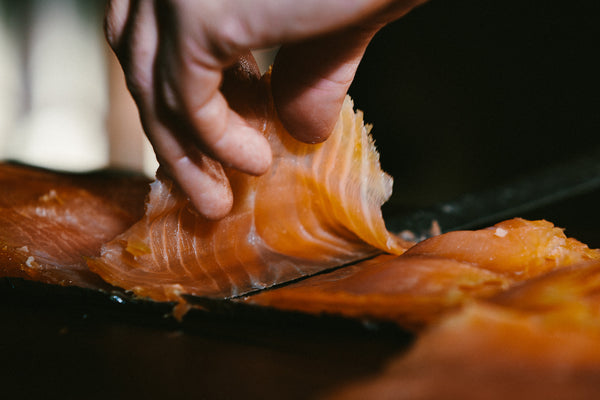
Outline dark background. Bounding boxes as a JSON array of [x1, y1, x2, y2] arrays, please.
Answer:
[[2, 1, 600, 399], [351, 0, 600, 211]]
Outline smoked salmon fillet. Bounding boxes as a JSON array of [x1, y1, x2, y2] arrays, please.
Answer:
[[246, 218, 600, 329], [328, 260, 600, 400], [88, 71, 412, 303], [0, 163, 149, 289]]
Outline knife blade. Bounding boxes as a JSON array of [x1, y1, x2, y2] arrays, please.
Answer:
[[386, 148, 600, 240]]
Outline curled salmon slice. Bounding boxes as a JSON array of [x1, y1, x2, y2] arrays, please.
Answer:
[[89, 74, 411, 302]]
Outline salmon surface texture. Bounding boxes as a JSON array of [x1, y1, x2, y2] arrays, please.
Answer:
[[246, 218, 600, 329], [328, 260, 600, 400], [89, 72, 411, 302], [0, 163, 149, 289]]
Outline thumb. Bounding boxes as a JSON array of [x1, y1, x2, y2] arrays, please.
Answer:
[[271, 23, 381, 143]]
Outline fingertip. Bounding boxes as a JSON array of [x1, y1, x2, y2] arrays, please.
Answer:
[[244, 128, 273, 175], [169, 154, 234, 220], [271, 52, 343, 145], [275, 97, 337, 144], [271, 22, 383, 144], [271, 76, 339, 144], [210, 114, 273, 176], [190, 186, 233, 220], [283, 117, 335, 144]]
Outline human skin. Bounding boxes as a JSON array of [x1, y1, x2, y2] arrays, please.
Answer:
[[104, 0, 426, 219]]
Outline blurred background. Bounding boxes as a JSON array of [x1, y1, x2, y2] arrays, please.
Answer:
[[0, 0, 155, 174], [0, 0, 276, 178], [350, 0, 600, 213], [1, 0, 599, 212]]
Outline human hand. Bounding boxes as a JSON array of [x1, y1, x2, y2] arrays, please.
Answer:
[[105, 0, 426, 219]]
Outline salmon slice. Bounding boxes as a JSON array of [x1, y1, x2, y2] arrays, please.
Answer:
[[0, 163, 149, 289], [88, 72, 412, 302], [246, 218, 600, 329], [328, 260, 600, 400]]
